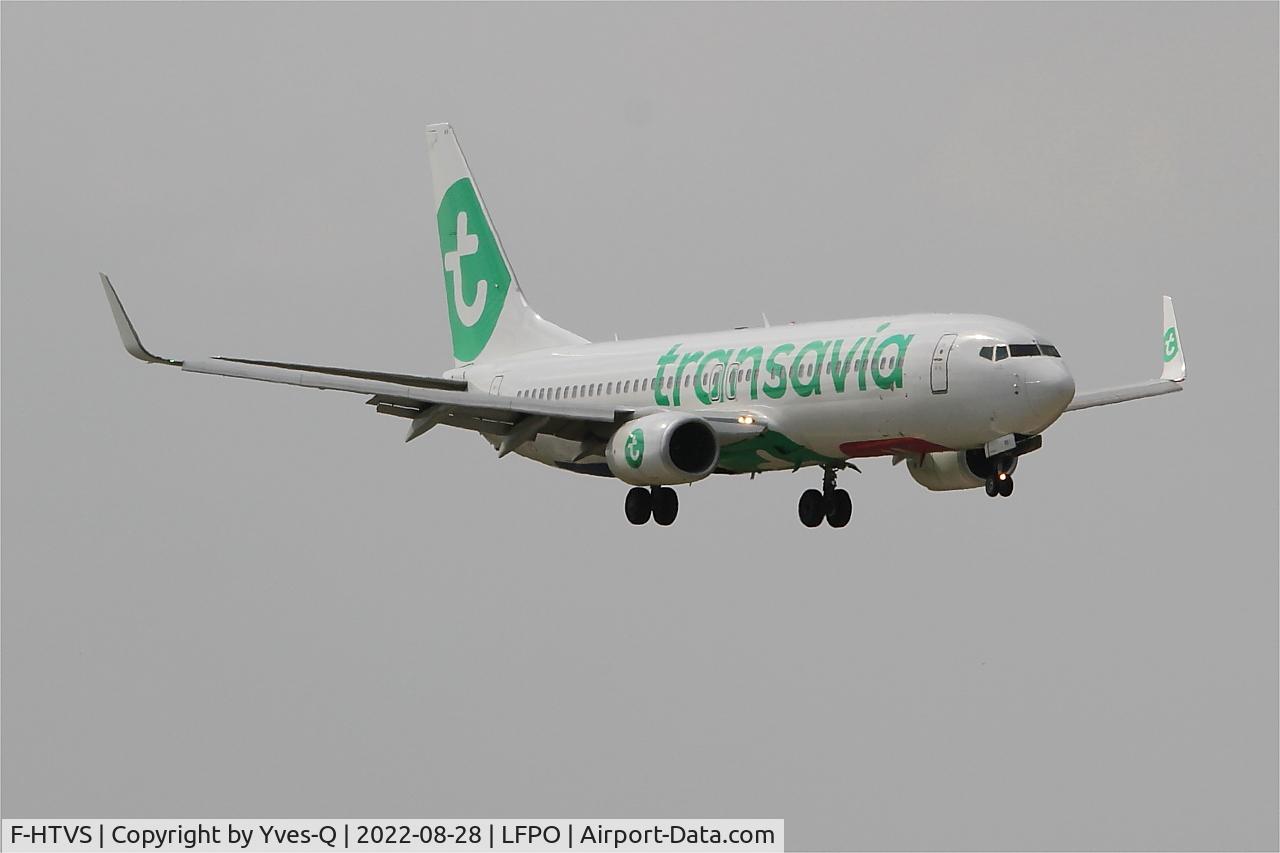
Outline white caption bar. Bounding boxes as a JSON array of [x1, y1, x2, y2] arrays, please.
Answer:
[[2, 820, 783, 852]]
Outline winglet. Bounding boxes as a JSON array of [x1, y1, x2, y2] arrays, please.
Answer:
[[99, 273, 181, 365], [1160, 295, 1185, 382]]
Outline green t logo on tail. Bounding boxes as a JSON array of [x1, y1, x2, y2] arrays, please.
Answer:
[[624, 429, 645, 468], [1163, 326, 1179, 362], [438, 178, 511, 362]]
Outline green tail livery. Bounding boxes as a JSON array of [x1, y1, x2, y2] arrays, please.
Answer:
[[438, 178, 511, 363]]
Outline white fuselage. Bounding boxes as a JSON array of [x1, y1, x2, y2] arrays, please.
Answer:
[[448, 313, 1076, 476]]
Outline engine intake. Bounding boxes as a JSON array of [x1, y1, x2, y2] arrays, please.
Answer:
[[606, 413, 719, 485]]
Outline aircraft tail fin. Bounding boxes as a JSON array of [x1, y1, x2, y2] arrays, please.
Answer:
[[425, 123, 586, 366]]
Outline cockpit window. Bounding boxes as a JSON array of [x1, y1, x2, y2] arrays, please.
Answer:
[[978, 345, 994, 360], [1009, 343, 1040, 358], [994, 346, 1009, 361], [1039, 343, 1061, 357]]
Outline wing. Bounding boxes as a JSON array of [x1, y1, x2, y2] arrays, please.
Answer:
[[1065, 296, 1186, 412], [100, 274, 766, 455]]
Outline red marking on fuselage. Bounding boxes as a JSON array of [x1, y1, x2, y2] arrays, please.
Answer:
[[838, 437, 949, 458]]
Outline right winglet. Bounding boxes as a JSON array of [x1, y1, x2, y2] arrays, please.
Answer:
[[99, 273, 181, 366], [1066, 295, 1186, 412], [1159, 295, 1185, 382]]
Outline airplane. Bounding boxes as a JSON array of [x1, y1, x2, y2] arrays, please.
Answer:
[[99, 123, 1187, 528]]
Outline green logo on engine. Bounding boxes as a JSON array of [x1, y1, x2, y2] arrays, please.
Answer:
[[1163, 326, 1179, 362], [624, 428, 644, 468], [438, 178, 511, 362]]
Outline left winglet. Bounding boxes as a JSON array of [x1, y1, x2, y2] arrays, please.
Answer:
[[99, 273, 181, 366]]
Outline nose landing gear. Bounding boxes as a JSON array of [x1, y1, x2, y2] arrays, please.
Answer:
[[798, 466, 853, 528], [984, 462, 1014, 498], [625, 486, 679, 525]]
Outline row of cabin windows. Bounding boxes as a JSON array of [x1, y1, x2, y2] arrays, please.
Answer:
[[978, 343, 1061, 361], [509, 356, 899, 401]]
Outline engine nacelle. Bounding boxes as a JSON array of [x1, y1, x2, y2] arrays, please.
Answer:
[[605, 412, 719, 485], [906, 449, 1018, 491]]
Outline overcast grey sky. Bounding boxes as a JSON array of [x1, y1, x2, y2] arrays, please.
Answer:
[[3, 3, 1277, 850]]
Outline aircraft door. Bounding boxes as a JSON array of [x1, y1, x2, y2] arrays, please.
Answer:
[[723, 362, 740, 401], [708, 364, 725, 401], [931, 334, 958, 393], [489, 374, 504, 395]]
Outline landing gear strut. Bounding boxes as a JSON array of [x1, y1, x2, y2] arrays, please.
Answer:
[[799, 466, 852, 528], [625, 486, 679, 525]]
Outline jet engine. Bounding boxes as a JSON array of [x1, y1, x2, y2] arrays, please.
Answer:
[[906, 449, 1018, 491], [605, 412, 719, 486]]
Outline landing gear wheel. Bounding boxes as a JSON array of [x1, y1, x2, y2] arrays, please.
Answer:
[[651, 486, 679, 526], [985, 476, 999, 497], [826, 489, 852, 528], [997, 475, 1014, 498], [798, 489, 825, 528], [624, 487, 652, 525]]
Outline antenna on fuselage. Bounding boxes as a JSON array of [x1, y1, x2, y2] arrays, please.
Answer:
[[761, 312, 770, 328]]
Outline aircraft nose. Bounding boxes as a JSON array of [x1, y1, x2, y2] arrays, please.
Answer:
[[1024, 359, 1075, 423]]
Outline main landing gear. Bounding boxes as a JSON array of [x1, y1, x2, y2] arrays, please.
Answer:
[[798, 466, 852, 529], [625, 486, 679, 526]]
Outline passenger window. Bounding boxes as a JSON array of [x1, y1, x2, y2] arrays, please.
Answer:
[[1040, 344, 1061, 358], [979, 346, 993, 360], [994, 346, 1008, 361]]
